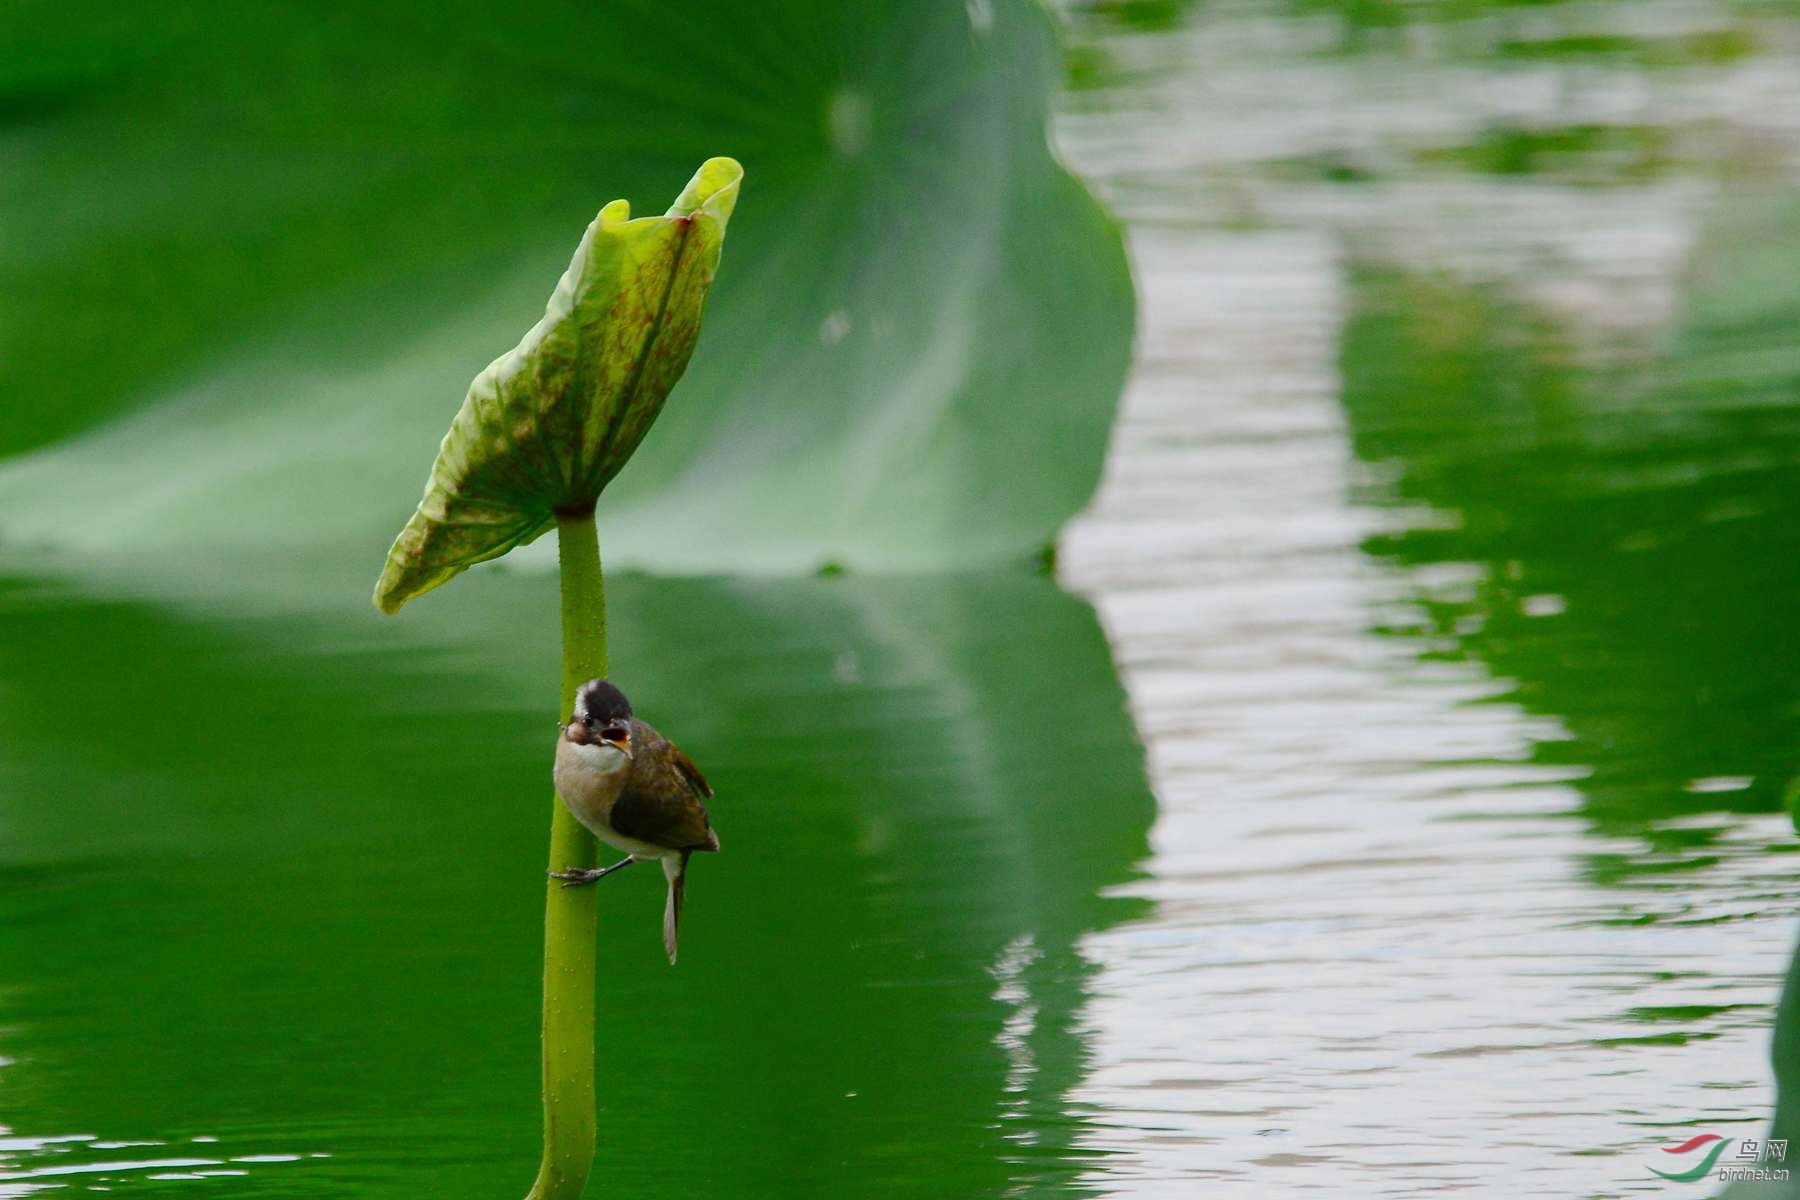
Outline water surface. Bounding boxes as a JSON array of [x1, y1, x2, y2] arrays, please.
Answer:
[[6, 1, 1800, 1197], [1057, 0, 1800, 1194], [0, 571, 1152, 1196]]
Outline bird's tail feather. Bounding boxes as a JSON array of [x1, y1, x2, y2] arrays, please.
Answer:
[[662, 853, 690, 966]]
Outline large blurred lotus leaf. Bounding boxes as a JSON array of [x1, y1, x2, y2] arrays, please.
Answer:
[[0, 1, 1132, 589], [373, 158, 741, 614]]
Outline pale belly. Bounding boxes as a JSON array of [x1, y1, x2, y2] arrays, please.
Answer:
[[553, 742, 674, 862], [593, 828, 676, 862]]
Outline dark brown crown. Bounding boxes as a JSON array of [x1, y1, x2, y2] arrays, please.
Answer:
[[573, 679, 632, 723]]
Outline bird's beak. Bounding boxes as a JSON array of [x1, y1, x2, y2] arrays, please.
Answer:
[[603, 733, 634, 760]]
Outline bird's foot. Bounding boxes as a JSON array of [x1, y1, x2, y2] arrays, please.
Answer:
[[548, 857, 638, 887], [548, 867, 604, 887]]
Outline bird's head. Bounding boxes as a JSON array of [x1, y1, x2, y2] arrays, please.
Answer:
[[561, 678, 634, 761]]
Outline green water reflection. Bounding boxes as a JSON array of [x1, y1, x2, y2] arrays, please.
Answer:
[[0, 571, 1152, 1195], [1337, 194, 1800, 1176], [1341, 236, 1800, 836]]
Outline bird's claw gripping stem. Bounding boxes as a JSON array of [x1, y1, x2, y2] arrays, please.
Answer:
[[548, 858, 638, 887]]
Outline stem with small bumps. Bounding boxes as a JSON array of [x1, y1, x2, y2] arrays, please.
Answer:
[[527, 509, 606, 1200]]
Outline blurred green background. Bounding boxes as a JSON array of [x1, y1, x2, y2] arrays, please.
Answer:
[[6, 0, 1800, 1196], [0, 1, 1148, 1196], [0, 0, 1130, 575]]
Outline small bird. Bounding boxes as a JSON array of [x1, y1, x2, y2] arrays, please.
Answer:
[[550, 679, 719, 964]]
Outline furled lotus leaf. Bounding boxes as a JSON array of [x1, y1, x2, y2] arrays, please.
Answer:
[[373, 157, 742, 614]]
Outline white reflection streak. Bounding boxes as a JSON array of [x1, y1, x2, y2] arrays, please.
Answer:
[[0, 1157, 222, 1180], [0, 1125, 310, 1192], [991, 932, 1043, 1142]]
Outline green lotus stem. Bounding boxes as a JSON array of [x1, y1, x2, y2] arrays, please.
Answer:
[[369, 159, 740, 1197], [529, 507, 606, 1200]]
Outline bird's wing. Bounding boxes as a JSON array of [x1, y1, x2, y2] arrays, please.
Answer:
[[612, 729, 718, 852], [669, 743, 713, 798]]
